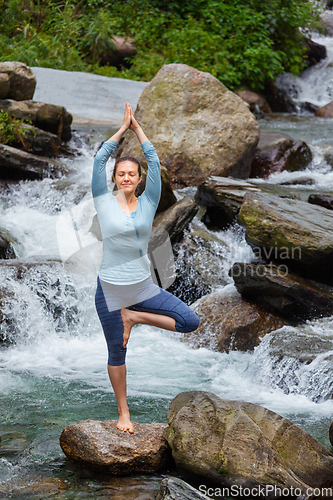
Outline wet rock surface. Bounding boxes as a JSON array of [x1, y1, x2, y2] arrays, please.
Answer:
[[250, 130, 312, 178], [119, 63, 260, 187], [251, 328, 333, 402], [164, 391, 333, 496], [263, 82, 298, 113], [195, 176, 261, 229], [238, 191, 333, 284], [304, 37, 327, 68], [0, 62, 36, 101], [0, 234, 16, 259], [229, 262, 333, 322], [60, 420, 172, 474], [0, 143, 67, 181], [187, 289, 289, 352], [166, 223, 229, 304], [308, 193, 333, 210], [156, 477, 210, 500]]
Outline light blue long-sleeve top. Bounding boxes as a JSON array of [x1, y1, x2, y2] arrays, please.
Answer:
[[91, 139, 161, 284]]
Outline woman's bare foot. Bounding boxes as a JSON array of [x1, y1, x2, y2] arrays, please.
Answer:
[[116, 410, 134, 433], [120, 308, 136, 348]]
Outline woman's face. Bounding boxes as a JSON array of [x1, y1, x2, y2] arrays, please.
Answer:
[[113, 161, 142, 195]]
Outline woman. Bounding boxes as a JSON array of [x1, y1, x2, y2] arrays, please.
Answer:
[[92, 103, 200, 434]]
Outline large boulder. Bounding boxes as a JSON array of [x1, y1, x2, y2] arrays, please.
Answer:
[[186, 288, 289, 352], [238, 191, 333, 284], [60, 420, 171, 474], [229, 262, 333, 322], [0, 99, 72, 141], [0, 144, 66, 181], [250, 131, 312, 178], [119, 64, 260, 187], [164, 391, 333, 496], [0, 62, 36, 101]]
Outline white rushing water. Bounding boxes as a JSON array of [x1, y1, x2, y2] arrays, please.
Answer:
[[276, 35, 333, 107]]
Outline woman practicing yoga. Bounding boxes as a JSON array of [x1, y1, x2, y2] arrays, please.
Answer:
[[92, 103, 200, 433]]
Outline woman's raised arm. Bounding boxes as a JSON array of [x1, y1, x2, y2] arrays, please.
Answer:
[[130, 109, 161, 208], [91, 103, 131, 198]]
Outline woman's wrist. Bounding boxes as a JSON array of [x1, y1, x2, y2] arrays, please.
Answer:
[[107, 124, 128, 142]]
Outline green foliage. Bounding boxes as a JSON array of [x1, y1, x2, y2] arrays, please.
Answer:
[[0, 0, 324, 90], [0, 111, 33, 148]]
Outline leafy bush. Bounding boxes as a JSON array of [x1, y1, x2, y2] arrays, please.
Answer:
[[0, 0, 324, 90], [0, 111, 34, 149]]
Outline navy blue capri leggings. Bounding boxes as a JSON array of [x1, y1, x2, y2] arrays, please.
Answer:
[[95, 275, 200, 366]]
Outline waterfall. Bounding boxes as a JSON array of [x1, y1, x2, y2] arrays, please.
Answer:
[[275, 36, 333, 107]]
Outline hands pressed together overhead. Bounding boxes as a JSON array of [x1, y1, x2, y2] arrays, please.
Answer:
[[109, 102, 148, 144], [122, 102, 140, 131]]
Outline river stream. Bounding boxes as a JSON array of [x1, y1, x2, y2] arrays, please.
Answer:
[[1, 37, 333, 500]]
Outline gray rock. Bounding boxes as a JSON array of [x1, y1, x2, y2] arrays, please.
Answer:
[[0, 143, 66, 181], [0, 234, 16, 259], [0, 73, 10, 99], [263, 82, 298, 113], [156, 477, 210, 500], [229, 262, 333, 322], [250, 130, 312, 178], [308, 193, 333, 210], [195, 176, 261, 229], [0, 99, 72, 142], [60, 420, 172, 474], [187, 289, 289, 352], [238, 191, 333, 284], [119, 63, 260, 187], [164, 391, 333, 496], [304, 37, 327, 68], [0, 62, 36, 101]]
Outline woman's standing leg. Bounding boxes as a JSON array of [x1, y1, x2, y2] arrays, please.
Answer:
[[95, 277, 134, 433]]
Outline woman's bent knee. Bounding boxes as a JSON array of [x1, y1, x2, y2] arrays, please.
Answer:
[[176, 310, 200, 333]]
